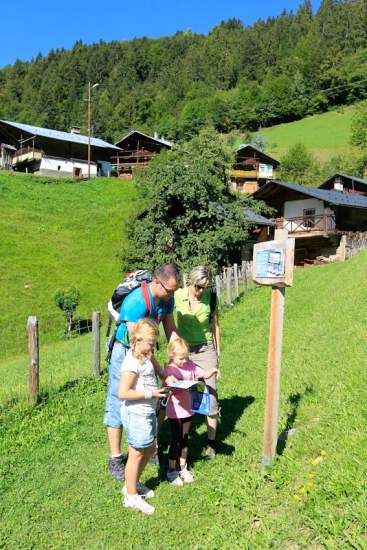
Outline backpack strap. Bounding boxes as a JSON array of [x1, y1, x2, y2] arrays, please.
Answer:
[[141, 281, 152, 316]]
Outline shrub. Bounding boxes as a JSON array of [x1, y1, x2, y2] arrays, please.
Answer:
[[54, 287, 80, 335]]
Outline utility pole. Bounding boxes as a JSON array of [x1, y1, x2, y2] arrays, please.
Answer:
[[87, 82, 99, 180]]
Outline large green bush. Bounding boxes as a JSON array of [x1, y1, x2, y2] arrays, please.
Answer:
[[123, 128, 266, 273]]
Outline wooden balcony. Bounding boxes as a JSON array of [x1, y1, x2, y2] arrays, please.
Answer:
[[231, 169, 277, 180], [276, 213, 336, 236], [12, 146, 43, 166]]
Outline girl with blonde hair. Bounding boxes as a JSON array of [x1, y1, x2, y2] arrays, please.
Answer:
[[118, 318, 166, 515], [164, 337, 218, 485]]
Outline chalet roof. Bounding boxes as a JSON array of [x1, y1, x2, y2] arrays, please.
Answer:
[[319, 172, 367, 189], [209, 201, 275, 226], [115, 129, 173, 149], [236, 143, 280, 167], [244, 209, 276, 226], [254, 179, 367, 209], [0, 120, 120, 150]]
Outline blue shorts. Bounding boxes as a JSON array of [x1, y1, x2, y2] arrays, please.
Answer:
[[104, 342, 127, 429], [121, 406, 157, 449]]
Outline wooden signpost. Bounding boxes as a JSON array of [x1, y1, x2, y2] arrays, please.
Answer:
[[252, 229, 295, 471]]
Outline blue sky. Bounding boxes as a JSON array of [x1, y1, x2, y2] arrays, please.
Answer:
[[0, 0, 321, 69]]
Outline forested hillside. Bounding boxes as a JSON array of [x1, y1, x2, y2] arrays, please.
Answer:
[[1, 0, 367, 143]]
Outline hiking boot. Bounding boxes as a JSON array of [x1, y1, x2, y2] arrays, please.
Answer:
[[179, 466, 194, 483], [124, 493, 155, 515], [123, 483, 155, 499], [108, 455, 125, 481], [166, 469, 184, 486]]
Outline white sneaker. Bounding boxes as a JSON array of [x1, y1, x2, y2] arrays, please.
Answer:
[[166, 470, 184, 486], [124, 492, 155, 515], [180, 466, 194, 483], [123, 483, 154, 499]]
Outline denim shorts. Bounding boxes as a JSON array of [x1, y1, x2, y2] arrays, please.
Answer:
[[104, 342, 127, 429], [121, 406, 157, 449]]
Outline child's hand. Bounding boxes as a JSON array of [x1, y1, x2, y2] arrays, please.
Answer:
[[153, 388, 168, 398], [204, 368, 219, 379], [164, 375, 178, 385], [205, 369, 219, 378]]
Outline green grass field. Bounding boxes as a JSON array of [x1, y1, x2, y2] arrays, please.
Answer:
[[234, 105, 358, 163], [0, 172, 137, 358], [1, 251, 366, 548]]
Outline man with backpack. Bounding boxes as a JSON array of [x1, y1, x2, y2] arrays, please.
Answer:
[[104, 262, 180, 481]]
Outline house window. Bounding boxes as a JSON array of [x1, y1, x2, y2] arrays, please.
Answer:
[[303, 208, 316, 228]]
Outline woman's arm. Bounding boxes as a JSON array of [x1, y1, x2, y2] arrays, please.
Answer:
[[118, 371, 165, 400], [212, 311, 221, 357]]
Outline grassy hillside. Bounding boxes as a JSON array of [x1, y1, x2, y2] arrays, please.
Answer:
[[1, 251, 366, 548], [0, 172, 138, 358], [234, 105, 357, 163]]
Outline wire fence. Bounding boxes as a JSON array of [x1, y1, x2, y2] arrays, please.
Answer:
[[0, 261, 254, 406]]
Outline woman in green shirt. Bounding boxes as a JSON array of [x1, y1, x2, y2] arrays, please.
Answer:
[[174, 266, 220, 458]]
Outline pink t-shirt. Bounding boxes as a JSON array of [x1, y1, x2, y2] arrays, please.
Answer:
[[164, 360, 204, 419]]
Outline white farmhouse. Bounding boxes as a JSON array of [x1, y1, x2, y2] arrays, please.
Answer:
[[254, 179, 367, 263], [0, 120, 120, 177]]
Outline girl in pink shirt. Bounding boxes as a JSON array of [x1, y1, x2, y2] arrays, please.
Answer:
[[164, 338, 218, 485]]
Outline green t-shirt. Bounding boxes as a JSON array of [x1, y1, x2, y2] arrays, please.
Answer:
[[174, 287, 215, 346]]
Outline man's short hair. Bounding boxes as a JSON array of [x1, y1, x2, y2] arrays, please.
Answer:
[[153, 262, 179, 284]]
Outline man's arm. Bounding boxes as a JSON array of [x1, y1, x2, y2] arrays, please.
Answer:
[[162, 313, 180, 342], [151, 354, 164, 381], [151, 354, 177, 384]]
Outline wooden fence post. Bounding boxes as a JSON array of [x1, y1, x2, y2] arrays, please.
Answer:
[[234, 263, 239, 300], [27, 316, 39, 403], [92, 311, 101, 379], [215, 275, 221, 309], [242, 260, 248, 291], [226, 266, 232, 306]]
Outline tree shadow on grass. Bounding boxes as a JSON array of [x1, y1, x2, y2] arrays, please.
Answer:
[[276, 385, 314, 456], [146, 395, 255, 488]]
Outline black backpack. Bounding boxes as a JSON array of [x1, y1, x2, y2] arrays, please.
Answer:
[[106, 269, 152, 362], [108, 269, 152, 323]]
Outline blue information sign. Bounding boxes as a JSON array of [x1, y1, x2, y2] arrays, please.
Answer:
[[255, 248, 285, 278]]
